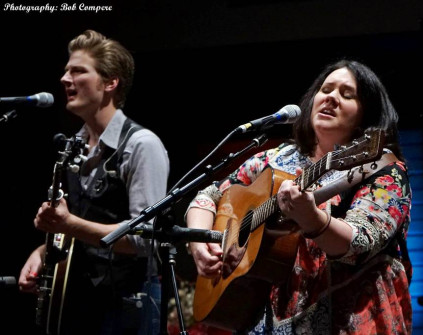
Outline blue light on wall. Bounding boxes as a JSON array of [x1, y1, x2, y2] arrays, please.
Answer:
[[400, 129, 423, 334]]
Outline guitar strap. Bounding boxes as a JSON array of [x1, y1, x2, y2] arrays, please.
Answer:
[[315, 151, 412, 278], [319, 151, 413, 281], [88, 117, 143, 185], [313, 152, 398, 206]]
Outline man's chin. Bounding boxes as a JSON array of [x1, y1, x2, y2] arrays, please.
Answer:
[[66, 102, 82, 114]]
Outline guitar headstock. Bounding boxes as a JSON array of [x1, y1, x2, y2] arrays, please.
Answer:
[[63, 135, 88, 172], [53, 134, 88, 172], [329, 128, 385, 171]]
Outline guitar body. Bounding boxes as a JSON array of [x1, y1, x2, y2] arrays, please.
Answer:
[[35, 233, 58, 330], [193, 167, 301, 331], [35, 135, 86, 334], [46, 236, 75, 335]]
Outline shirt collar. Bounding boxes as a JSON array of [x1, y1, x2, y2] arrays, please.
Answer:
[[76, 109, 126, 150]]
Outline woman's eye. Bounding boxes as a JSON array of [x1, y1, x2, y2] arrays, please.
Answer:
[[343, 91, 356, 99]]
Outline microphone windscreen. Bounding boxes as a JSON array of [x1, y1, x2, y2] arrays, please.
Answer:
[[34, 92, 54, 107]]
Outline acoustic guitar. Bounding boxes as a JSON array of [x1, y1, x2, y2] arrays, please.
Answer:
[[193, 129, 384, 331], [36, 134, 86, 335]]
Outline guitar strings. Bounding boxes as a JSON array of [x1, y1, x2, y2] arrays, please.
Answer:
[[224, 147, 365, 244], [223, 136, 373, 246]]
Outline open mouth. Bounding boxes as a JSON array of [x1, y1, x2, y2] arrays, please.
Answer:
[[319, 109, 335, 117], [66, 89, 77, 100]]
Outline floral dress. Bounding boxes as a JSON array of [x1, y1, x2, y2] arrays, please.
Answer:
[[188, 143, 412, 335]]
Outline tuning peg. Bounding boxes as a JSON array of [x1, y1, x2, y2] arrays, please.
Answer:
[[72, 154, 88, 165], [69, 164, 80, 173]]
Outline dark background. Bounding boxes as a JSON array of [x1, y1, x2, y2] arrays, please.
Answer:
[[0, 0, 422, 332]]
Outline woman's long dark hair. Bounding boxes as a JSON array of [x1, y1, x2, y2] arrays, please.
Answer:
[[293, 59, 404, 160]]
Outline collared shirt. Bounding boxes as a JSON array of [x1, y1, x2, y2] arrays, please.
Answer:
[[76, 109, 170, 256]]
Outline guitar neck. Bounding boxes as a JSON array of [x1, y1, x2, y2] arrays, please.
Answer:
[[251, 158, 330, 231], [42, 232, 59, 273], [295, 153, 331, 191], [50, 161, 64, 208], [251, 195, 279, 231], [36, 135, 87, 332], [251, 139, 384, 230]]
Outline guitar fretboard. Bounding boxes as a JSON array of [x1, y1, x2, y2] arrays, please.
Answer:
[[295, 152, 331, 191], [251, 196, 279, 231], [250, 154, 331, 231]]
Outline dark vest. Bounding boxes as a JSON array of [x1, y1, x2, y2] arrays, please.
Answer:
[[66, 118, 151, 294]]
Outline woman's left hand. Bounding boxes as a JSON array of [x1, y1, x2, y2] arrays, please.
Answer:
[[277, 167, 319, 228]]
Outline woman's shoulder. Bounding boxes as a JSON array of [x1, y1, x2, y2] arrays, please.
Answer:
[[268, 142, 309, 173]]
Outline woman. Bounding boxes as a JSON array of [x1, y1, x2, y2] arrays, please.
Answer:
[[186, 59, 412, 334]]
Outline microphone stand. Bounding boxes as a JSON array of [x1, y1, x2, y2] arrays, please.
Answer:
[[154, 210, 188, 335], [100, 133, 268, 247], [0, 109, 17, 123], [101, 133, 269, 335]]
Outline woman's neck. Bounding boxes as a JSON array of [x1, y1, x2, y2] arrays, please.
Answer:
[[310, 144, 331, 163]]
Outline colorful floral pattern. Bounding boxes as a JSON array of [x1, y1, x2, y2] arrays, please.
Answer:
[[188, 144, 412, 334]]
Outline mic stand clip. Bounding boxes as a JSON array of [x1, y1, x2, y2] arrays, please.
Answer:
[[0, 109, 17, 123]]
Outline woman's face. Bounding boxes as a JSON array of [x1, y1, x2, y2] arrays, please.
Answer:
[[311, 67, 363, 145]]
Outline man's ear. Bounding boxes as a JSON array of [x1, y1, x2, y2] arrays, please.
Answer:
[[104, 78, 119, 92]]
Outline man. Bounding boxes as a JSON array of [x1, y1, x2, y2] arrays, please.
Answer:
[[19, 30, 169, 335]]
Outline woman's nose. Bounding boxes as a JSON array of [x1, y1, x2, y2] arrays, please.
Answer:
[[324, 90, 339, 105]]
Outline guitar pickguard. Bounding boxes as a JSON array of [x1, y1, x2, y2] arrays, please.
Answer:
[[221, 218, 248, 279]]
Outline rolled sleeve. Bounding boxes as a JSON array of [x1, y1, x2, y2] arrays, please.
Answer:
[[121, 129, 170, 256]]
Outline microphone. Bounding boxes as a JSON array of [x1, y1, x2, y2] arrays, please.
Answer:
[[0, 92, 54, 108], [0, 276, 16, 289], [236, 104, 301, 133], [130, 223, 223, 244]]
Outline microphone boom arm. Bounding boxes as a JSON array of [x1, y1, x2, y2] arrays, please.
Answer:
[[100, 133, 268, 247]]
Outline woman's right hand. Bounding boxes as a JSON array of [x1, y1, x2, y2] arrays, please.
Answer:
[[186, 207, 223, 279], [190, 242, 223, 279]]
